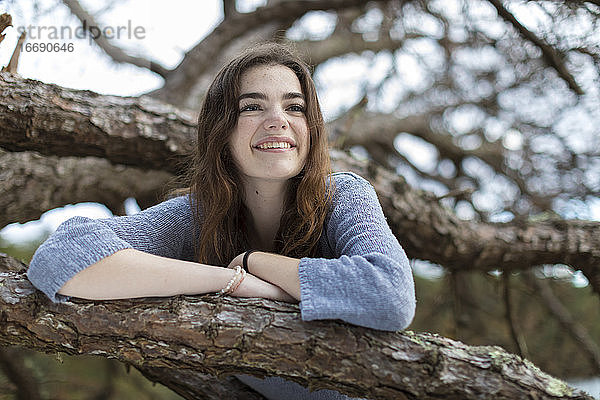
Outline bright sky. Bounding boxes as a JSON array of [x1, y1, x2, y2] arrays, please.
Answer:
[[0, 0, 222, 95]]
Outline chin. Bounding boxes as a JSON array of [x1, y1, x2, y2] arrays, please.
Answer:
[[263, 171, 301, 181], [258, 163, 303, 178]]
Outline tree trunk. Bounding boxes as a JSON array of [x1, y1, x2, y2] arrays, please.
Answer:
[[0, 254, 591, 400]]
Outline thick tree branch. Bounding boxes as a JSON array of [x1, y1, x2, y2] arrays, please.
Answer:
[[0, 149, 172, 228], [487, 0, 584, 95], [61, 0, 169, 77], [0, 72, 196, 174], [0, 254, 591, 400]]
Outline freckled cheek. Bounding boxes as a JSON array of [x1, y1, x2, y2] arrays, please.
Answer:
[[293, 123, 310, 154], [232, 120, 257, 149]]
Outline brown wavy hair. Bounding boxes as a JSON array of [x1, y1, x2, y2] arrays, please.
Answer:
[[184, 43, 335, 266]]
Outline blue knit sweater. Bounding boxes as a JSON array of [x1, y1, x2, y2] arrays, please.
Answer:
[[28, 171, 416, 399]]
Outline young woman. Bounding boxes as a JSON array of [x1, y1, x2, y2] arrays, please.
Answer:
[[28, 43, 416, 399]]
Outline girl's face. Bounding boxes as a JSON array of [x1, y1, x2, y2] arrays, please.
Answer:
[[229, 64, 310, 184]]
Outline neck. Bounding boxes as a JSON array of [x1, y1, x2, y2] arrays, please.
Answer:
[[242, 178, 288, 251]]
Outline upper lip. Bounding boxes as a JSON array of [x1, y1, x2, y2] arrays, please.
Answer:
[[253, 136, 296, 147]]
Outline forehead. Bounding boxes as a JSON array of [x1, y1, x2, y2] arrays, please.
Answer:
[[239, 64, 302, 92]]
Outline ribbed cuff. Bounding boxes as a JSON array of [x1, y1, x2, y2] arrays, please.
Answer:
[[297, 257, 317, 321]]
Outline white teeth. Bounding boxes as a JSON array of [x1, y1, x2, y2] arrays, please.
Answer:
[[256, 141, 292, 149]]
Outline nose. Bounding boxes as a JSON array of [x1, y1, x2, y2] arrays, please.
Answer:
[[264, 108, 289, 130]]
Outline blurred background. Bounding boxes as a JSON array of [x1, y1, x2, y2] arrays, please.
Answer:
[[1, 0, 599, 398]]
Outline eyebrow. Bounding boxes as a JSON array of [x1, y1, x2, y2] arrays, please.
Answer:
[[238, 92, 305, 102]]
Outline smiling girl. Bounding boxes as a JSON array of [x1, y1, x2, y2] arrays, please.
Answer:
[[27, 43, 416, 399]]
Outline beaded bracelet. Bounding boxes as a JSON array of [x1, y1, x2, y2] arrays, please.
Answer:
[[229, 268, 246, 294], [218, 265, 243, 295]]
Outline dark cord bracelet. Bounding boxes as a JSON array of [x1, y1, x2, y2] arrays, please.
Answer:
[[242, 250, 258, 272]]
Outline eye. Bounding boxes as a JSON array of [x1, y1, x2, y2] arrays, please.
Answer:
[[240, 104, 261, 112], [287, 104, 305, 113]]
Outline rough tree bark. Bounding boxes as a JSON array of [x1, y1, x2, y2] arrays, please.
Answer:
[[0, 73, 196, 174], [0, 254, 592, 400], [0, 149, 173, 226]]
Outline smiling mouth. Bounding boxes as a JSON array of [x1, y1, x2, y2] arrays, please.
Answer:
[[254, 142, 295, 150], [253, 146, 295, 152], [253, 142, 296, 152]]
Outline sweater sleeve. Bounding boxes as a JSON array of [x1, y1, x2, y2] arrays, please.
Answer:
[[298, 173, 416, 331], [27, 196, 195, 303]]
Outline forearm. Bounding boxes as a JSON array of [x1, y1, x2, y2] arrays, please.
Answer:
[[58, 248, 233, 299], [59, 248, 296, 302], [245, 252, 301, 301]]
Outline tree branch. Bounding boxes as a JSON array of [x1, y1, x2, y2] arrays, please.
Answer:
[[1, 31, 26, 73], [503, 273, 529, 359], [61, 0, 169, 77], [330, 110, 554, 211], [137, 367, 267, 400], [487, 0, 584, 95], [0, 149, 173, 228], [0, 13, 11, 44], [222, 0, 238, 19], [295, 30, 414, 68], [0, 72, 196, 174], [0, 254, 591, 400]]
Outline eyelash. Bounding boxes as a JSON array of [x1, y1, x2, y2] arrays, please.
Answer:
[[287, 104, 305, 112], [239, 104, 305, 113], [240, 104, 260, 112]]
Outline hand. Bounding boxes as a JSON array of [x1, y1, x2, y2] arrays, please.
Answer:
[[227, 251, 301, 301], [227, 252, 245, 271], [227, 251, 296, 302], [231, 272, 297, 303]]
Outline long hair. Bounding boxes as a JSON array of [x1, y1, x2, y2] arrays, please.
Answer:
[[185, 43, 335, 266]]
